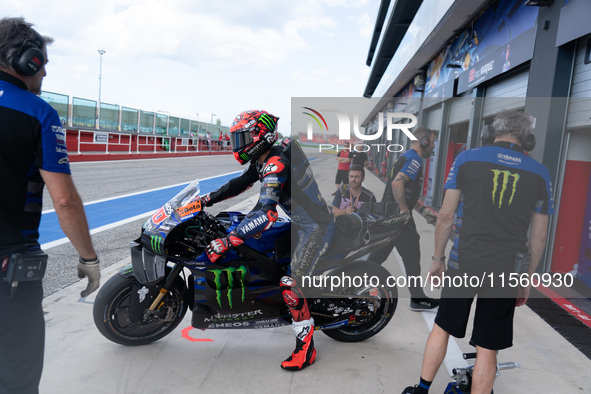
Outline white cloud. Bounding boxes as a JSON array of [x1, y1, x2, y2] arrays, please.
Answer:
[[358, 13, 373, 38], [4, 0, 380, 131]]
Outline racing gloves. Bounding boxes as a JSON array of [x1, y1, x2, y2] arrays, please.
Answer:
[[200, 194, 212, 207], [206, 232, 245, 263], [77, 256, 100, 297]]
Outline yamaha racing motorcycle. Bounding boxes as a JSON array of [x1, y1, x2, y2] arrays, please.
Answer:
[[93, 179, 405, 346]]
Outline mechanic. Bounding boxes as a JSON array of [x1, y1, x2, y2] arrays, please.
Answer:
[[402, 110, 554, 393], [201, 110, 334, 371], [0, 17, 100, 393], [368, 126, 440, 311]]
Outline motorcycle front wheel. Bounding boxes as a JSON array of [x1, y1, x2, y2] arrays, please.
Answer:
[[321, 262, 398, 342], [93, 273, 188, 346]]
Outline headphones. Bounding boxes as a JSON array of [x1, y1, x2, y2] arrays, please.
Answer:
[[419, 132, 432, 149], [522, 133, 536, 152], [13, 30, 45, 76], [480, 124, 536, 152]]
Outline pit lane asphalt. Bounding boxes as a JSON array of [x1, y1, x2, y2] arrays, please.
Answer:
[[38, 148, 591, 393]]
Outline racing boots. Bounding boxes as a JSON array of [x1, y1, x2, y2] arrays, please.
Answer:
[[281, 319, 316, 371]]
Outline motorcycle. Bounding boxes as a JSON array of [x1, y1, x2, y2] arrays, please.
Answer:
[[93, 179, 405, 346]]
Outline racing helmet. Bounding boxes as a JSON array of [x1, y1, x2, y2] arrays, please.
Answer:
[[230, 110, 279, 165]]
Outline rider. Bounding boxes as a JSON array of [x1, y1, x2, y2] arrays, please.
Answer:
[[202, 110, 335, 371]]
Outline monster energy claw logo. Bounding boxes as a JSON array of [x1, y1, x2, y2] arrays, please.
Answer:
[[490, 169, 520, 208], [209, 265, 248, 308], [259, 113, 275, 130], [150, 236, 164, 254]]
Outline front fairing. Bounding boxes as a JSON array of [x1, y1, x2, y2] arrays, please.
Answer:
[[140, 179, 202, 256]]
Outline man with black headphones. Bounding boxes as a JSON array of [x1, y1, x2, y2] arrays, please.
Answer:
[[0, 17, 100, 393], [402, 110, 553, 394], [368, 126, 440, 311]]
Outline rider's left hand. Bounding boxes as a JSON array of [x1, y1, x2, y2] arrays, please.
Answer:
[[206, 232, 245, 262]]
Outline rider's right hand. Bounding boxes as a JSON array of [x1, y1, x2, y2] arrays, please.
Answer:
[[200, 194, 212, 207], [206, 232, 245, 263]]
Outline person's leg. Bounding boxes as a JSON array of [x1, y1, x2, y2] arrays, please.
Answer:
[[367, 237, 396, 265], [0, 280, 45, 394], [280, 222, 332, 371], [394, 222, 438, 309], [401, 323, 450, 394], [469, 294, 517, 393], [403, 295, 473, 393], [421, 323, 450, 380], [279, 275, 316, 371], [471, 346, 498, 394]]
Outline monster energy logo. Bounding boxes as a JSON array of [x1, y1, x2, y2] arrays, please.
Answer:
[[259, 113, 276, 129], [209, 265, 247, 308], [150, 236, 164, 254], [239, 153, 249, 161], [490, 169, 520, 208]]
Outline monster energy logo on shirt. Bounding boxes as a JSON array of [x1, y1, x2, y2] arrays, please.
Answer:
[[490, 169, 520, 208], [239, 153, 249, 161], [209, 265, 248, 308]]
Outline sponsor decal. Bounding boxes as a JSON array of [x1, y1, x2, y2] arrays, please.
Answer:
[[213, 322, 251, 328], [490, 169, 520, 208], [209, 265, 248, 308], [137, 286, 149, 303], [204, 309, 263, 322], [259, 113, 277, 131], [150, 235, 164, 254], [317, 320, 348, 330], [238, 215, 269, 236], [151, 206, 169, 225], [497, 153, 522, 165], [177, 200, 201, 218], [52, 125, 65, 141], [58, 157, 69, 165], [262, 156, 285, 176], [164, 203, 174, 216]]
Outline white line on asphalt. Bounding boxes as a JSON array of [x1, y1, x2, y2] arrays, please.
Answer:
[[41, 170, 242, 214], [392, 249, 468, 379]]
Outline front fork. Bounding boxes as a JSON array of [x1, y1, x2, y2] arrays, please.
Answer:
[[144, 262, 184, 317]]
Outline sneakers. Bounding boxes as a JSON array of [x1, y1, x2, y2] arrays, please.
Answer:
[[401, 385, 427, 394], [410, 297, 440, 312], [281, 327, 316, 371]]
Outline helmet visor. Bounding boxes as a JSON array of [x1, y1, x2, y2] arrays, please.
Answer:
[[231, 130, 253, 152]]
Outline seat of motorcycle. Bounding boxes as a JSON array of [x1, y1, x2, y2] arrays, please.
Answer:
[[325, 213, 365, 255]]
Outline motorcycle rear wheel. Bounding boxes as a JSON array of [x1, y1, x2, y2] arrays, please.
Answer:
[[93, 273, 188, 346], [321, 262, 398, 342]]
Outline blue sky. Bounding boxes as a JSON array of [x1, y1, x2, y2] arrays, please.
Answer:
[[5, 0, 379, 134]]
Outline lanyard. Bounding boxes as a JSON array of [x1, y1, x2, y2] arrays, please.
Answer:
[[349, 187, 360, 209]]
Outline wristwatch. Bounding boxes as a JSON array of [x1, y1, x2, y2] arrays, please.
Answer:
[[432, 254, 446, 262]]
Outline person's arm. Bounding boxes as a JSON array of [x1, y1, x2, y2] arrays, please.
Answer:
[[332, 205, 354, 217], [203, 164, 258, 206], [391, 172, 411, 212], [429, 189, 461, 283], [40, 170, 95, 259], [516, 212, 549, 306], [40, 169, 99, 297]]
